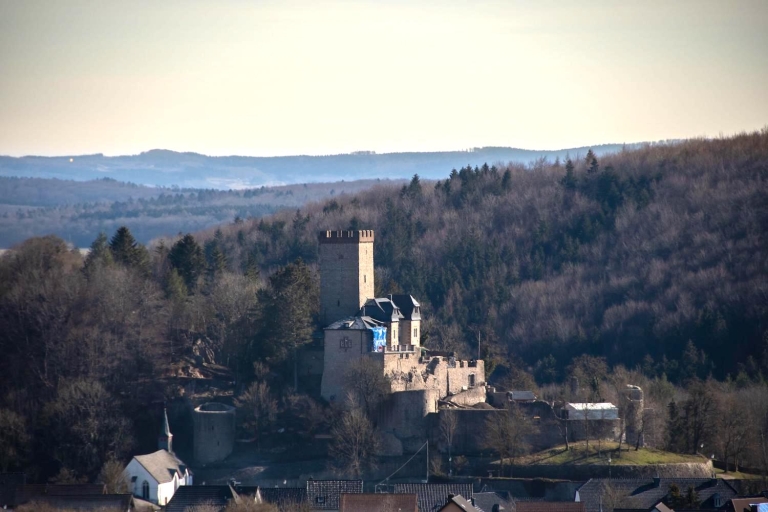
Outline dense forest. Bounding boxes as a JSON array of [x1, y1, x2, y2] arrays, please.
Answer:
[[0, 177, 390, 247], [195, 130, 768, 383], [0, 131, 766, 483]]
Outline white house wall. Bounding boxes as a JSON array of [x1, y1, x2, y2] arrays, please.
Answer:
[[125, 459, 158, 504]]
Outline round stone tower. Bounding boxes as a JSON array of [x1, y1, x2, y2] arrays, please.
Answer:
[[622, 384, 644, 447], [193, 402, 236, 464]]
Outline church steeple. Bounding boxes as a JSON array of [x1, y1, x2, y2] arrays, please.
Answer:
[[158, 407, 173, 453]]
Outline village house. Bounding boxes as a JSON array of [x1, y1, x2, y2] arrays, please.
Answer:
[[123, 409, 192, 505]]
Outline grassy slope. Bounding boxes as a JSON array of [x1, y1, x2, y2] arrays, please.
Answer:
[[516, 441, 703, 465]]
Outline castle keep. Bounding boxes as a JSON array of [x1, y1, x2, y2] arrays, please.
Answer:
[[318, 229, 375, 326], [317, 230, 486, 454]]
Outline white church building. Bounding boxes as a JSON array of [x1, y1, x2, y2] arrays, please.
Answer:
[[124, 409, 192, 505]]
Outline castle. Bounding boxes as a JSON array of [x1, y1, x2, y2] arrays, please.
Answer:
[[317, 230, 486, 454]]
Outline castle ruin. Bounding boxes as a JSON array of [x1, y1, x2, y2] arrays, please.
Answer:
[[317, 230, 486, 454]]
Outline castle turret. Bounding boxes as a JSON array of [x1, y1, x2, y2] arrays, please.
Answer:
[[158, 407, 173, 453], [318, 230, 375, 326]]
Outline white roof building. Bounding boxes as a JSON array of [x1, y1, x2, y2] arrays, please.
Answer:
[[565, 402, 619, 420]]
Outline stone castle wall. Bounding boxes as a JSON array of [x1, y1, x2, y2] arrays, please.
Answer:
[[320, 329, 374, 402], [383, 353, 485, 398], [318, 230, 374, 326]]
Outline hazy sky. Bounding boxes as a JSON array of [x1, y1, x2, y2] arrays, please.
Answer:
[[1, 0, 766, 157]]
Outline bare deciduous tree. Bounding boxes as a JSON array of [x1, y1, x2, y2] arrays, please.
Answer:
[[329, 400, 380, 478], [483, 403, 532, 476], [235, 382, 277, 448]]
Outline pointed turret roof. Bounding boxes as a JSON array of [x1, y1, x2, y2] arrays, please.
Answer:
[[161, 407, 172, 437]]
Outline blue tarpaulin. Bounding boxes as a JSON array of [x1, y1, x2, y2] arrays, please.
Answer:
[[370, 326, 387, 352]]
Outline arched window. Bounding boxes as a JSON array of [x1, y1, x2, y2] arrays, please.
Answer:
[[142, 481, 149, 500]]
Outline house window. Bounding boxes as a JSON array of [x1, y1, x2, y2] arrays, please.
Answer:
[[316, 496, 326, 504], [364, 275, 366, 283], [414, 328, 418, 338], [468, 373, 476, 388], [142, 481, 149, 500]]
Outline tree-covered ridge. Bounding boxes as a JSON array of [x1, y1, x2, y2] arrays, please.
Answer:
[[200, 130, 768, 382], [0, 178, 394, 247]]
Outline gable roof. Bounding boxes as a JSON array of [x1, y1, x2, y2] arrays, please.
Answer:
[[389, 295, 421, 320], [165, 485, 242, 512], [576, 478, 738, 512], [439, 494, 481, 511], [473, 491, 514, 512], [516, 502, 586, 512], [306, 480, 363, 510], [509, 391, 537, 401], [395, 483, 474, 512], [133, 449, 189, 484], [731, 497, 768, 512], [361, 298, 404, 323], [326, 315, 385, 331], [340, 493, 419, 512], [260, 487, 307, 510]]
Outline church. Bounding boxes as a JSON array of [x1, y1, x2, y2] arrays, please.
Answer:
[[317, 230, 486, 454]]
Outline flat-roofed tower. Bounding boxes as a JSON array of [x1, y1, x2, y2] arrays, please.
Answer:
[[318, 230, 375, 326]]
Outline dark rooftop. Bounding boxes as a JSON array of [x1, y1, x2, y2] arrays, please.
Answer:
[[260, 487, 307, 510], [395, 483, 474, 512], [576, 478, 738, 512], [306, 480, 364, 510]]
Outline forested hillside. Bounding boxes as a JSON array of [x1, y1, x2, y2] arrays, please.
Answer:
[[0, 177, 391, 247], [198, 130, 768, 382], [0, 131, 765, 482]]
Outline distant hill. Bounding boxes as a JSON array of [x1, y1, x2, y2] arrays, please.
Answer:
[[0, 177, 394, 247], [0, 144, 641, 189]]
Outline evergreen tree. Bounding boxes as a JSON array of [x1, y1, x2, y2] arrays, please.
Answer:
[[168, 234, 205, 291], [407, 174, 423, 197], [501, 169, 512, 191], [108, 226, 149, 272], [165, 268, 188, 300], [561, 159, 577, 190], [83, 232, 113, 276], [585, 149, 599, 174], [258, 259, 318, 389]]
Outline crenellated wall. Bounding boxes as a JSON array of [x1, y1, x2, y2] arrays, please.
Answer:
[[383, 353, 485, 398]]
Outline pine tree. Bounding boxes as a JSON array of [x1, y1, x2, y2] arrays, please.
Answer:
[[168, 234, 205, 291], [165, 268, 188, 300], [108, 226, 149, 272], [502, 170, 512, 191], [561, 159, 577, 190], [83, 232, 113, 276], [585, 149, 599, 174], [259, 259, 318, 389], [407, 174, 423, 197]]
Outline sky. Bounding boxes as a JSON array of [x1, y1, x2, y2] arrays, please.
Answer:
[[0, 0, 766, 157]]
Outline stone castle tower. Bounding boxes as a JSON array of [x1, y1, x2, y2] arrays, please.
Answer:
[[318, 230, 375, 326]]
